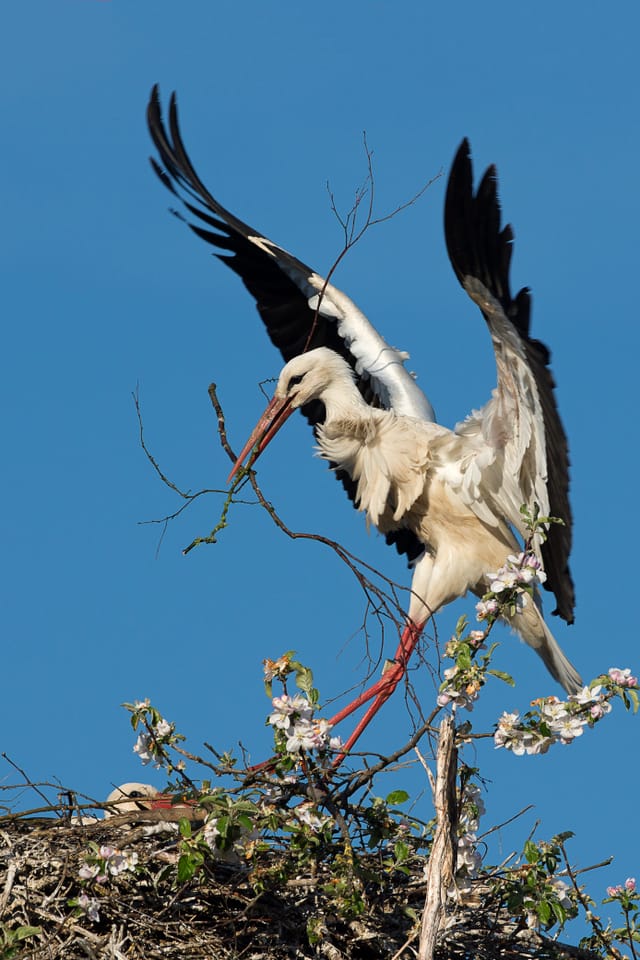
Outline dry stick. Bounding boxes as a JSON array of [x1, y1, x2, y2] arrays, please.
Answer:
[[390, 929, 419, 960], [2, 753, 52, 808], [0, 861, 17, 919], [418, 716, 457, 960], [336, 707, 442, 801], [206, 381, 432, 686], [559, 842, 621, 959], [306, 143, 440, 354]]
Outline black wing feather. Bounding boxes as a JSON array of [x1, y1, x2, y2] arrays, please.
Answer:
[[147, 85, 423, 565], [444, 140, 574, 623]]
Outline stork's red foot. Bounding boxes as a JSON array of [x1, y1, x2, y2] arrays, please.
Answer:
[[329, 621, 424, 765]]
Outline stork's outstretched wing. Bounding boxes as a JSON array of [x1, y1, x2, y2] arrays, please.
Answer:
[[147, 86, 434, 423], [147, 85, 435, 564], [444, 139, 574, 623]]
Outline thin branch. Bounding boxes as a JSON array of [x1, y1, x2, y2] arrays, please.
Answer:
[[205, 381, 443, 699], [560, 842, 621, 958], [307, 135, 441, 353], [2, 753, 52, 808], [477, 804, 535, 841]]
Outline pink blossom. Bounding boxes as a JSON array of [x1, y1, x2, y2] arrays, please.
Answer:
[[608, 667, 638, 687], [468, 630, 486, 647], [625, 877, 636, 892], [476, 598, 499, 620], [77, 893, 101, 922], [590, 700, 612, 719]]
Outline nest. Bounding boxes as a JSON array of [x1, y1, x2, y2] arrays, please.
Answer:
[[1, 809, 600, 960]]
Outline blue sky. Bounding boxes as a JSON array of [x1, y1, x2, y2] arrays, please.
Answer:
[[2, 0, 638, 935]]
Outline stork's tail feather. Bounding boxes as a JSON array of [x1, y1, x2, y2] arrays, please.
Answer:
[[533, 617, 583, 694], [505, 599, 583, 695]]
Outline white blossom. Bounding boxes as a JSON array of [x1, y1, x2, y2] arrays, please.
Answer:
[[494, 711, 554, 755], [285, 716, 334, 753], [268, 694, 312, 731], [538, 697, 568, 724], [550, 878, 573, 911], [295, 802, 331, 832], [437, 684, 478, 712], [457, 832, 482, 876], [549, 714, 584, 744], [203, 818, 221, 850], [154, 719, 172, 738], [286, 720, 321, 753], [108, 850, 138, 876], [459, 783, 485, 833]]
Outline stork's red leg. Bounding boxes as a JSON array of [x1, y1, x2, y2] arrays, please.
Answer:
[[329, 620, 424, 764]]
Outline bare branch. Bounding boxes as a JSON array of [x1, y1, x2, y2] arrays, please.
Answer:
[[306, 137, 441, 353]]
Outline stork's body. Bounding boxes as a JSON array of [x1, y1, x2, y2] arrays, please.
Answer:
[[148, 88, 581, 755], [236, 345, 581, 750]]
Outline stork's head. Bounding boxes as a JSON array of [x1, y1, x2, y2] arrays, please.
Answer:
[[274, 347, 356, 409], [104, 782, 159, 816], [228, 347, 356, 482]]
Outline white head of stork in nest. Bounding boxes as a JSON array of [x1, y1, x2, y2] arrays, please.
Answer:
[[148, 87, 581, 755]]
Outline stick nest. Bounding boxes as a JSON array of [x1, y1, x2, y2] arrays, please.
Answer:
[[0, 809, 599, 960]]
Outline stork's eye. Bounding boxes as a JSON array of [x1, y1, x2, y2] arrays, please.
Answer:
[[286, 373, 305, 393], [128, 790, 145, 798]]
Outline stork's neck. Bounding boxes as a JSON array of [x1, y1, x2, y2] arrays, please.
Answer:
[[319, 373, 369, 424]]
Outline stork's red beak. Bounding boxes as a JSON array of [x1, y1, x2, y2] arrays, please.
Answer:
[[228, 393, 295, 482], [149, 793, 195, 809]]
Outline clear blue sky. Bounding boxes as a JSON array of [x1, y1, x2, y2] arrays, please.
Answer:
[[2, 0, 638, 934]]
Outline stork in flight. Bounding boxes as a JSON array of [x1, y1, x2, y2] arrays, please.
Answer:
[[148, 87, 581, 753]]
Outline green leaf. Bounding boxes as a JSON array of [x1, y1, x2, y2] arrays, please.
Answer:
[[386, 790, 409, 805], [294, 666, 315, 695], [178, 817, 192, 839], [551, 900, 567, 926], [537, 899, 551, 924], [457, 647, 472, 670], [177, 854, 196, 883], [6, 926, 41, 946], [553, 831, 574, 844], [524, 840, 540, 863], [394, 840, 410, 863], [487, 669, 515, 686]]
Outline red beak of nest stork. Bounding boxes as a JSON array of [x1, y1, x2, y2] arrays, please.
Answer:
[[148, 86, 582, 760]]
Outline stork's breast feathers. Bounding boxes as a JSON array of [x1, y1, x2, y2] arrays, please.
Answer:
[[316, 413, 434, 527]]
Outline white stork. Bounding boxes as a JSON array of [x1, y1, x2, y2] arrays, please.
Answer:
[[148, 87, 581, 753], [103, 782, 163, 816]]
